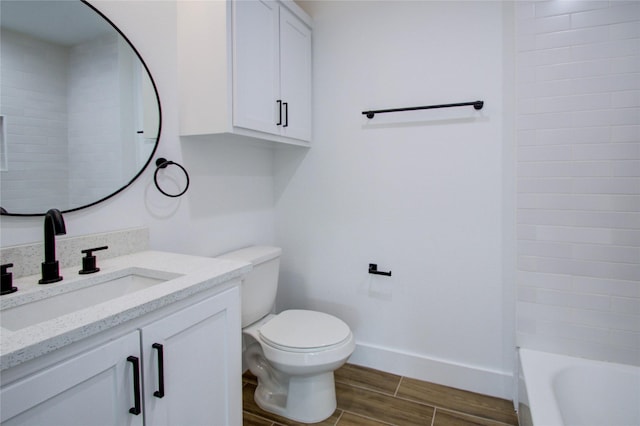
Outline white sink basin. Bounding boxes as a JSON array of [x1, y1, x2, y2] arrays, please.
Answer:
[[0, 268, 181, 331]]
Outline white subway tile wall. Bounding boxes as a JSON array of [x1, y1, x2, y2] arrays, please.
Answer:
[[67, 34, 129, 208], [516, 1, 640, 365], [0, 29, 137, 213], [0, 29, 70, 212]]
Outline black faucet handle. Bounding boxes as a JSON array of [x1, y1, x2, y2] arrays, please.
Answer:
[[81, 246, 109, 256], [1, 263, 17, 295], [79, 246, 109, 275]]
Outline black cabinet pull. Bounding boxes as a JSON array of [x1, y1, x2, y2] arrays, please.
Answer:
[[127, 356, 142, 415], [283, 102, 289, 127], [276, 100, 282, 125], [152, 343, 165, 398]]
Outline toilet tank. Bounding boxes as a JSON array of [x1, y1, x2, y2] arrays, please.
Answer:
[[217, 246, 282, 327]]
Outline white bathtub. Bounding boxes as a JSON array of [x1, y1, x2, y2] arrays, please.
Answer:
[[518, 348, 640, 426]]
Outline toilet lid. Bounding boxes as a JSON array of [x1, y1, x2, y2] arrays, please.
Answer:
[[259, 310, 351, 350]]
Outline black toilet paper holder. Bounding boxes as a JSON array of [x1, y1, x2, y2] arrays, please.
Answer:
[[369, 263, 392, 277]]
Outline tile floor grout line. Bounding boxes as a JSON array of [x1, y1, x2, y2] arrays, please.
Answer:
[[242, 409, 279, 426], [389, 393, 516, 425], [436, 406, 518, 426], [393, 376, 403, 397], [384, 391, 438, 410], [245, 365, 518, 426], [336, 381, 398, 397], [341, 379, 438, 410], [340, 408, 396, 426]]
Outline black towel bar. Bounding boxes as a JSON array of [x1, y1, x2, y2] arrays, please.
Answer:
[[363, 100, 484, 119]]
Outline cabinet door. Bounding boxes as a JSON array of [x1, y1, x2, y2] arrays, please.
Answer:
[[0, 332, 142, 426], [279, 6, 312, 142], [233, 0, 280, 135], [141, 287, 242, 426]]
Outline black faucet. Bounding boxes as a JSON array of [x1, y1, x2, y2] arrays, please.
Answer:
[[39, 209, 66, 284]]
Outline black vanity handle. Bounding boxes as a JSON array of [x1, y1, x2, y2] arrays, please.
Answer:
[[152, 343, 165, 398], [81, 246, 108, 256], [283, 102, 289, 127], [127, 356, 142, 415], [276, 100, 282, 126]]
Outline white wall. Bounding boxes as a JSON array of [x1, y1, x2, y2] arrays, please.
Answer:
[[515, 1, 640, 366], [275, 1, 514, 399], [0, 0, 520, 401], [3, 0, 636, 404], [0, 0, 276, 259]]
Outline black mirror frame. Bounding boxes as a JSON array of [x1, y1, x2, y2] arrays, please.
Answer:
[[1, 0, 162, 217]]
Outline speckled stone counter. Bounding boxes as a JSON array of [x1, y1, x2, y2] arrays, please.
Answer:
[[0, 251, 251, 371], [0, 227, 149, 279]]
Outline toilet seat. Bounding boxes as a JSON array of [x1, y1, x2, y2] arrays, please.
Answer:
[[259, 310, 352, 353]]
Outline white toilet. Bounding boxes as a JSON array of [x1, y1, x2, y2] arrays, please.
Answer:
[[218, 246, 355, 423]]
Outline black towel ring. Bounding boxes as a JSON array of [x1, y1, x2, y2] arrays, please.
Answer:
[[154, 158, 190, 198]]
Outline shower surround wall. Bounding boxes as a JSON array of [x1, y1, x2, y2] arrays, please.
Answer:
[[0, 30, 138, 213], [515, 1, 640, 365], [67, 33, 134, 209], [0, 29, 70, 212]]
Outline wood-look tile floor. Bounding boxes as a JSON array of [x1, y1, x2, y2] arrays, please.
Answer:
[[243, 364, 519, 426]]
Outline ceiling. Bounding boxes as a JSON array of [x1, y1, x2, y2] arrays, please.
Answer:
[[1, 1, 111, 46]]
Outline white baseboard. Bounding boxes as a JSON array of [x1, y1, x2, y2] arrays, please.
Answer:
[[348, 341, 514, 401]]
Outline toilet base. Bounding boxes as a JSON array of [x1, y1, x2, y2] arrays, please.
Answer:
[[242, 312, 355, 424], [254, 371, 337, 424]]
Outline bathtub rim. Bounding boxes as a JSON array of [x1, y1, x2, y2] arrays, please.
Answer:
[[519, 348, 564, 426], [518, 347, 639, 426]]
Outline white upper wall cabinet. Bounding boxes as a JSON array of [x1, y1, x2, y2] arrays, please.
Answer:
[[277, 6, 312, 141], [178, 0, 312, 146], [232, 1, 280, 136]]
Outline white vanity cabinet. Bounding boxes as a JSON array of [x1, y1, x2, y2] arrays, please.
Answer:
[[141, 288, 241, 425], [178, 0, 312, 146], [0, 287, 242, 426], [0, 331, 143, 426]]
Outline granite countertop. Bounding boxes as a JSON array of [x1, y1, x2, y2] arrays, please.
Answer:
[[0, 251, 251, 371]]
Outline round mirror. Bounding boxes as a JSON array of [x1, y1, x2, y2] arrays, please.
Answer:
[[0, 0, 161, 216]]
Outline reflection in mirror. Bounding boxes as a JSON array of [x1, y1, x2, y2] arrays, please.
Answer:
[[0, 0, 160, 215]]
